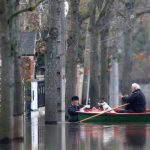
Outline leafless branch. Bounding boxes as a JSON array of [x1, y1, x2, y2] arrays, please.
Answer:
[[118, 0, 126, 5], [116, 10, 126, 19], [8, 0, 44, 22], [96, 0, 114, 26], [135, 9, 150, 18], [79, 2, 91, 25]]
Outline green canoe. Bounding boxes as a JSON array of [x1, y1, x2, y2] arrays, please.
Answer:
[[78, 110, 150, 124]]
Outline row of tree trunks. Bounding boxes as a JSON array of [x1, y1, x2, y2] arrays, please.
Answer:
[[82, 0, 115, 105], [98, 1, 114, 103], [0, 0, 25, 143]]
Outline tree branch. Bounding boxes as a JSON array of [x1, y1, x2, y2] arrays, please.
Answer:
[[79, 2, 93, 26], [95, 0, 114, 27], [116, 10, 126, 19], [135, 9, 150, 18], [118, 0, 126, 5], [8, 0, 44, 22], [79, 10, 90, 25]]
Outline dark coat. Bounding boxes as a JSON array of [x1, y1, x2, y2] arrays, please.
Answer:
[[122, 89, 146, 112], [68, 105, 81, 122]]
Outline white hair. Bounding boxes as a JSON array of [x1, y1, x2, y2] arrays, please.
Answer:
[[132, 83, 141, 90]]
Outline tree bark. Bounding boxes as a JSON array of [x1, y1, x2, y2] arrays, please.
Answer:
[[82, 24, 91, 105], [0, 0, 14, 143], [89, 2, 100, 106], [57, 0, 66, 122], [13, 40, 24, 140], [109, 59, 119, 107], [66, 0, 80, 110], [100, 26, 109, 102], [45, 0, 63, 123], [97, 1, 114, 103], [121, 1, 134, 95]]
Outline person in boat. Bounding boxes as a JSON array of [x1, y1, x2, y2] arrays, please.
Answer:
[[120, 83, 146, 113], [68, 96, 82, 122]]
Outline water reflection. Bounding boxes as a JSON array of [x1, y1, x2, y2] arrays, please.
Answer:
[[12, 140, 24, 150], [0, 144, 12, 150], [2, 111, 150, 150], [124, 125, 146, 150], [64, 123, 149, 150]]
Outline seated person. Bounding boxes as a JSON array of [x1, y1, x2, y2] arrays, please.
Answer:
[[68, 96, 82, 122], [120, 83, 146, 113]]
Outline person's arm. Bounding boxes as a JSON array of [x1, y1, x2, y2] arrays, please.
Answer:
[[122, 93, 137, 103], [68, 106, 78, 115]]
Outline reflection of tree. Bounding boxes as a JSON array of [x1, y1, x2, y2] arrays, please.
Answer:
[[67, 123, 80, 149], [67, 123, 104, 150], [125, 125, 146, 149]]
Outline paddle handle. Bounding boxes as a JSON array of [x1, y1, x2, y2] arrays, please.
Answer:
[[80, 103, 129, 123]]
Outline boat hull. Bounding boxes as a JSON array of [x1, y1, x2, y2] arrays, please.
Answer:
[[78, 111, 150, 124]]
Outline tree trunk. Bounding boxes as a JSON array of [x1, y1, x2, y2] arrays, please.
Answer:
[[13, 47, 24, 140], [89, 3, 100, 106], [57, 0, 66, 122], [9, 4, 24, 139], [97, 1, 114, 103], [45, 0, 63, 123], [90, 30, 99, 106], [99, 25, 109, 102], [121, 1, 134, 95], [0, 0, 14, 143], [66, 0, 80, 110], [109, 59, 119, 107], [82, 25, 91, 105]]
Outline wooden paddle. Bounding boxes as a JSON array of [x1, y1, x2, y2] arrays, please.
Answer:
[[79, 103, 129, 123]]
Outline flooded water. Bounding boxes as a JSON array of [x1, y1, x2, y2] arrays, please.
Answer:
[[1, 111, 150, 150]]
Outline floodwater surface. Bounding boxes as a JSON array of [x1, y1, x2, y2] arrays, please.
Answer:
[[1, 111, 150, 150]]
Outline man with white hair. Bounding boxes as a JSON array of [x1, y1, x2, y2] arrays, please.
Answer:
[[120, 83, 146, 113]]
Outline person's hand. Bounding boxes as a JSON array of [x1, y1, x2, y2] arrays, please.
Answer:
[[120, 94, 128, 100], [123, 94, 128, 97], [119, 94, 124, 99]]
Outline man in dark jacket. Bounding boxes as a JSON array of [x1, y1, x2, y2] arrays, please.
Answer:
[[68, 96, 82, 122], [120, 83, 146, 113]]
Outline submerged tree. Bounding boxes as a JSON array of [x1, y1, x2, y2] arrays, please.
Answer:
[[45, 0, 66, 123], [89, 1, 99, 106], [0, 0, 44, 143], [65, 0, 80, 110], [0, 0, 14, 143]]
